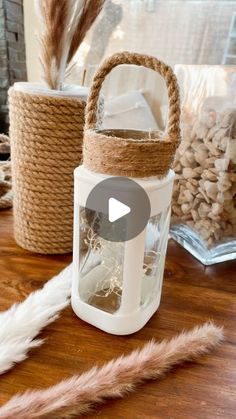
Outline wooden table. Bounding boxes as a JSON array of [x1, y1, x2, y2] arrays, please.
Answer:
[[0, 210, 235, 418]]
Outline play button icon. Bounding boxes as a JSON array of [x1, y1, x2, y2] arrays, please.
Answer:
[[85, 177, 151, 242], [108, 198, 131, 222]]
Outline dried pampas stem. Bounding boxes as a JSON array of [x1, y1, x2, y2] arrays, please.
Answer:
[[0, 322, 223, 419], [35, 0, 105, 89], [68, 0, 105, 63], [36, 0, 73, 89], [0, 264, 72, 375]]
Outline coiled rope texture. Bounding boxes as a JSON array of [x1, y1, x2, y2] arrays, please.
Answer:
[[9, 89, 86, 254]]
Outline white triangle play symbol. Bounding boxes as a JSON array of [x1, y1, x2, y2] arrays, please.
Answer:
[[108, 197, 131, 222]]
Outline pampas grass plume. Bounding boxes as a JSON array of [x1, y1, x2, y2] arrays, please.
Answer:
[[35, 0, 105, 89], [0, 322, 223, 419], [0, 264, 72, 375]]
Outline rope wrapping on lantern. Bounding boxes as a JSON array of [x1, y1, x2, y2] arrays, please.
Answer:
[[83, 51, 181, 178]]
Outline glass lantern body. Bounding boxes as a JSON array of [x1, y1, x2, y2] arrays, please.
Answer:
[[71, 166, 174, 335], [170, 65, 236, 265]]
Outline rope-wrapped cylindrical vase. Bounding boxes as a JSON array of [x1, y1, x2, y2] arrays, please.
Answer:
[[9, 84, 90, 254]]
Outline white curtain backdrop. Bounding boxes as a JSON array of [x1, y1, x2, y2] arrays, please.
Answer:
[[68, 0, 236, 74]]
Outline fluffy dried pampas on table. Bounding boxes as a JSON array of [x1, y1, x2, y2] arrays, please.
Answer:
[[0, 322, 223, 419], [0, 265, 72, 375]]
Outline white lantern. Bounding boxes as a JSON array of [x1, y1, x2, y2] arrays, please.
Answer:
[[71, 52, 181, 335]]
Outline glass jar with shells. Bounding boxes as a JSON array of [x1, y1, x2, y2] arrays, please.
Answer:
[[170, 65, 236, 265]]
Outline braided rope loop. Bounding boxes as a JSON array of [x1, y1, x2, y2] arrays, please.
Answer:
[[83, 51, 181, 178], [85, 51, 180, 139]]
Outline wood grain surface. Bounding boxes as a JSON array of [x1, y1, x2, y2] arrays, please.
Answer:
[[0, 210, 235, 418]]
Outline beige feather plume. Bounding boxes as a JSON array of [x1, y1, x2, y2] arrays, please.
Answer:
[[35, 0, 105, 90], [36, 0, 73, 89], [0, 322, 223, 419], [68, 0, 105, 63]]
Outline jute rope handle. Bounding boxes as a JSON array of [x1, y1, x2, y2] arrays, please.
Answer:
[[85, 51, 180, 139]]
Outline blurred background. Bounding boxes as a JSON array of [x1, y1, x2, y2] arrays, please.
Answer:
[[1, 0, 236, 133], [23, 0, 236, 81]]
